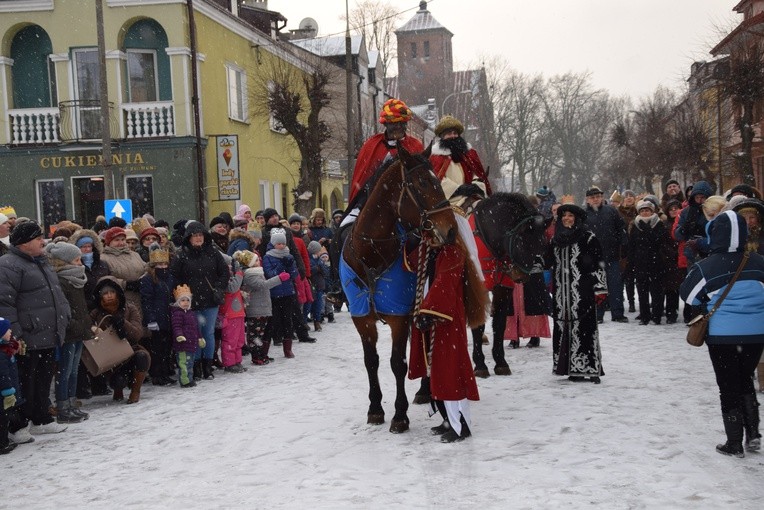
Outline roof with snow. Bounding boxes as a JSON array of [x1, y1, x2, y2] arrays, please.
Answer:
[[291, 35, 363, 57], [396, 1, 452, 35]]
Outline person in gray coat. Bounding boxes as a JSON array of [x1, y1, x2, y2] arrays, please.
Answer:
[[0, 221, 71, 439]]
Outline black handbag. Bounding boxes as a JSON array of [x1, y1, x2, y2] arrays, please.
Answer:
[[205, 277, 225, 305]]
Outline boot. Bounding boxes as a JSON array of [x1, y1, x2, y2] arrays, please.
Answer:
[[202, 359, 215, 380], [327, 312, 335, 323], [758, 363, 764, 393], [126, 371, 147, 404], [112, 387, 124, 401], [263, 340, 274, 362], [526, 337, 540, 348], [69, 397, 89, 420], [193, 361, 202, 381], [55, 400, 83, 424], [716, 409, 745, 458], [314, 321, 322, 332], [742, 393, 761, 452], [283, 339, 295, 358]]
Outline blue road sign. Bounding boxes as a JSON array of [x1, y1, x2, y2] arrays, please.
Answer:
[[104, 199, 133, 224]]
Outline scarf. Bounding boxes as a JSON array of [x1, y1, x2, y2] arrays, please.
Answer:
[[56, 264, 87, 289], [635, 214, 660, 229], [266, 246, 291, 258]]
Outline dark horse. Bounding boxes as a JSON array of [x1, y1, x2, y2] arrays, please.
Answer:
[[470, 192, 547, 378], [340, 145, 459, 433]]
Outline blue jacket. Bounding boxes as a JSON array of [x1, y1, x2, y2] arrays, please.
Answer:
[[262, 246, 298, 298], [0, 343, 20, 403], [584, 203, 626, 262], [140, 271, 174, 332], [680, 211, 764, 344]]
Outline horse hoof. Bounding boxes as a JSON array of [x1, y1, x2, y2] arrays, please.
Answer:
[[412, 394, 431, 405], [494, 365, 512, 376], [367, 413, 385, 425], [474, 368, 490, 379], [389, 419, 410, 434]]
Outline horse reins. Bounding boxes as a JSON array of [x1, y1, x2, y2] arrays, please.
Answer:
[[396, 162, 452, 240]]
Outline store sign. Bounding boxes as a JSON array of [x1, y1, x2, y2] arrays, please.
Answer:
[[39, 152, 155, 171], [217, 136, 240, 200]]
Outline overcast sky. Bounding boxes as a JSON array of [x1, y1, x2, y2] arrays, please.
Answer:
[[269, 0, 740, 100]]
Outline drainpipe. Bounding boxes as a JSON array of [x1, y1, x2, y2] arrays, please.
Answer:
[[356, 76, 364, 150], [187, 0, 206, 223]]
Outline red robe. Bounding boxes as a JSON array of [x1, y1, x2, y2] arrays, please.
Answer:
[[408, 245, 479, 402], [429, 147, 492, 196], [349, 133, 424, 202]]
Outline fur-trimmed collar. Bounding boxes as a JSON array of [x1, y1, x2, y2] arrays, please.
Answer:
[[430, 136, 472, 156]]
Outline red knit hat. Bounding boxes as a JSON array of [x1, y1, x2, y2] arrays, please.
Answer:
[[379, 98, 412, 124], [139, 227, 159, 243], [104, 227, 126, 246]]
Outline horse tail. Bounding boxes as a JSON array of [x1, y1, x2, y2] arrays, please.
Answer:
[[456, 235, 490, 328]]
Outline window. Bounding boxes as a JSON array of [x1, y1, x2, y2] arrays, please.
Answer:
[[410, 42, 417, 58], [72, 48, 101, 139], [71, 176, 104, 228], [259, 180, 270, 210], [273, 182, 283, 216], [36, 179, 66, 235], [127, 50, 158, 102], [48, 57, 58, 106], [226, 64, 248, 122], [126, 175, 154, 218], [424, 40, 430, 58]]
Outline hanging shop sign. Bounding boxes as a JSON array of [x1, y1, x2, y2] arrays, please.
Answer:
[[217, 135, 240, 200]]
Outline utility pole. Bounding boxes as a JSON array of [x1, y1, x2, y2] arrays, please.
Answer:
[[345, 0, 355, 187], [96, 0, 115, 199], [187, 0, 206, 224]]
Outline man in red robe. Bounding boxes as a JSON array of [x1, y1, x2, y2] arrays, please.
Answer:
[[348, 98, 424, 204]]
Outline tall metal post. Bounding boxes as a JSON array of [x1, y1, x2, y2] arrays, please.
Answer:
[[345, 0, 355, 186], [187, 0, 206, 223], [96, 0, 115, 199]]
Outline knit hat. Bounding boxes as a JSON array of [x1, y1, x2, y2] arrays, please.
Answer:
[[233, 216, 249, 228], [103, 227, 126, 246], [155, 226, 168, 238], [379, 98, 412, 124], [0, 206, 17, 219], [124, 228, 139, 242], [609, 190, 622, 203], [233, 250, 259, 268], [665, 199, 682, 212], [270, 232, 287, 246], [434, 115, 464, 137], [10, 221, 43, 246], [173, 284, 192, 302], [0, 317, 10, 339], [108, 216, 127, 228], [332, 209, 344, 219], [536, 186, 550, 198], [148, 242, 169, 265], [665, 179, 680, 190], [46, 241, 82, 263], [209, 216, 227, 229], [288, 213, 302, 225], [307, 241, 322, 255], [585, 186, 603, 197], [0, 213, 7, 225], [75, 236, 94, 248], [636, 200, 655, 212], [237, 204, 252, 217], [262, 208, 279, 223], [643, 194, 660, 210], [139, 227, 159, 243], [255, 210, 264, 219], [622, 190, 636, 198]]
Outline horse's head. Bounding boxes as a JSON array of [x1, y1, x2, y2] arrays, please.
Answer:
[[474, 192, 547, 283], [396, 143, 457, 246]]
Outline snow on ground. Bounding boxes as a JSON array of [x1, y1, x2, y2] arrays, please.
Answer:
[[2, 308, 763, 509]]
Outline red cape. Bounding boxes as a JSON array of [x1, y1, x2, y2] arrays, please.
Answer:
[[349, 134, 424, 202]]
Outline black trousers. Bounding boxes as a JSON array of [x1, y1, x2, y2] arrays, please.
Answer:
[[147, 330, 172, 379], [708, 343, 764, 412], [664, 289, 679, 321], [635, 274, 664, 322], [16, 348, 56, 426]]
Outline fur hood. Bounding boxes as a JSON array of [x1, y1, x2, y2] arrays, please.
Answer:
[[69, 228, 104, 254]]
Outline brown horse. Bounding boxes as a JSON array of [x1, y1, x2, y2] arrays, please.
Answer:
[[340, 144, 459, 433]]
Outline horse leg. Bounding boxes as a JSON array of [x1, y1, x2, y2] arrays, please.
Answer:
[[471, 325, 489, 378], [388, 317, 410, 433], [413, 376, 431, 404], [355, 317, 384, 424], [492, 287, 512, 376]]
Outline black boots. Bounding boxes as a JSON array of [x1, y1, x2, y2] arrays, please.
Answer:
[[526, 337, 540, 348], [193, 361, 202, 381], [716, 409, 745, 458], [201, 359, 215, 380], [742, 393, 761, 452]]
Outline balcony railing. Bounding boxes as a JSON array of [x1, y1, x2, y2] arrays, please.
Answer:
[[122, 101, 175, 139], [8, 107, 60, 145], [58, 100, 119, 142]]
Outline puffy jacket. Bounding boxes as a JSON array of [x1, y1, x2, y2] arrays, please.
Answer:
[[139, 271, 174, 332], [0, 246, 71, 350], [262, 247, 298, 298], [170, 221, 229, 310], [241, 267, 282, 317], [680, 211, 764, 344], [170, 306, 199, 353]]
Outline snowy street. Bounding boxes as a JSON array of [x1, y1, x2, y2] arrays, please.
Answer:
[[2, 310, 762, 509]]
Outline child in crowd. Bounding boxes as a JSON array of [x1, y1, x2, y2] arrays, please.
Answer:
[[171, 285, 204, 387], [140, 243, 175, 386], [235, 250, 288, 365], [262, 232, 299, 358], [1, 318, 22, 454], [319, 252, 335, 323], [219, 255, 247, 373], [307, 241, 329, 331], [628, 200, 670, 325]]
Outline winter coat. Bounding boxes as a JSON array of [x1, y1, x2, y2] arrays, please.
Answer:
[[292, 235, 312, 279], [90, 277, 144, 346], [309, 255, 329, 292], [627, 214, 670, 277], [170, 221, 229, 311], [408, 244, 479, 401], [547, 217, 606, 377], [263, 246, 298, 298], [661, 216, 683, 292], [69, 229, 111, 311], [219, 260, 246, 320], [258, 225, 307, 278], [308, 225, 333, 245], [170, 305, 200, 354], [210, 230, 229, 254], [100, 245, 146, 321], [227, 229, 254, 257], [139, 270, 174, 332], [673, 181, 713, 268], [55, 265, 94, 344], [618, 204, 638, 233], [0, 246, 71, 350], [0, 341, 20, 403], [585, 203, 627, 263], [241, 267, 282, 317], [680, 210, 764, 345]]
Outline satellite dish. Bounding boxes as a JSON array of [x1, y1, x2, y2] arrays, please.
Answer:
[[299, 17, 318, 39]]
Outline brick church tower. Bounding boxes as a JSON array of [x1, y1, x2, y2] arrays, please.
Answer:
[[395, 1, 452, 109]]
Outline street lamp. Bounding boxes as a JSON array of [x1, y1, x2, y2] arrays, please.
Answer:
[[441, 89, 470, 117]]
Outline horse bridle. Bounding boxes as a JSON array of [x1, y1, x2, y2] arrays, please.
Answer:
[[396, 162, 452, 238], [476, 211, 540, 278]]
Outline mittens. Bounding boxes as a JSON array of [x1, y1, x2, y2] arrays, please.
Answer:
[[17, 340, 27, 356], [176, 336, 187, 343], [595, 294, 608, 305], [415, 314, 434, 331], [198, 338, 206, 348], [3, 394, 16, 410], [279, 272, 291, 282]]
